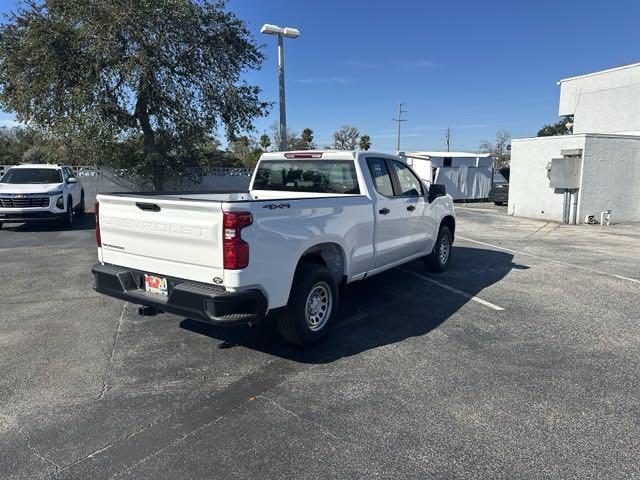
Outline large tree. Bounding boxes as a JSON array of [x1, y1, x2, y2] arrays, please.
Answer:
[[538, 116, 574, 137], [479, 130, 511, 169], [333, 125, 360, 150], [0, 0, 269, 190]]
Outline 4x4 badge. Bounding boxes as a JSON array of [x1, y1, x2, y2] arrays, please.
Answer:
[[263, 203, 291, 210]]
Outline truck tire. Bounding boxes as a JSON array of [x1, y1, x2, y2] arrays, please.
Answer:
[[425, 225, 452, 273], [276, 264, 339, 346]]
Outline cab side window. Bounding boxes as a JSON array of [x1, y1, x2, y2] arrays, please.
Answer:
[[366, 157, 394, 196], [61, 168, 70, 182], [390, 160, 424, 196]]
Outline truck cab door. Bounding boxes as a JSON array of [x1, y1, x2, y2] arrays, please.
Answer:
[[365, 157, 415, 270], [388, 160, 436, 256]]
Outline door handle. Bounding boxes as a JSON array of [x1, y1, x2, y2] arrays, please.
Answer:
[[407, 205, 416, 212], [136, 202, 161, 212], [378, 207, 390, 215]]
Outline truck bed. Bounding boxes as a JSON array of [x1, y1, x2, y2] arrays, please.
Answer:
[[102, 189, 362, 202], [95, 190, 373, 310]]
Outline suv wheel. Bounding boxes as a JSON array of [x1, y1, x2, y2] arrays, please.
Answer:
[[77, 191, 85, 217], [62, 197, 73, 227], [425, 225, 452, 273], [276, 264, 339, 346]]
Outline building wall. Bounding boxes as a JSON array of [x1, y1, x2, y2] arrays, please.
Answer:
[[558, 63, 640, 135], [579, 135, 640, 222], [509, 135, 586, 221]]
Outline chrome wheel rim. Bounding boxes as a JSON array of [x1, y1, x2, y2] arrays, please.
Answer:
[[439, 235, 450, 265], [305, 281, 332, 331]]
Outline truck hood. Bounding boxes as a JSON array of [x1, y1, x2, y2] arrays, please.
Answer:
[[0, 182, 65, 195]]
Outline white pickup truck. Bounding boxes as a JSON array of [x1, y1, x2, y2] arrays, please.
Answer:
[[92, 151, 455, 345]]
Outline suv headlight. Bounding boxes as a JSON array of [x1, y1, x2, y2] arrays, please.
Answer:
[[56, 196, 65, 209], [48, 190, 63, 196]]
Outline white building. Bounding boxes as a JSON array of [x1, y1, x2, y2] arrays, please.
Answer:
[[510, 62, 640, 223], [400, 151, 494, 201]]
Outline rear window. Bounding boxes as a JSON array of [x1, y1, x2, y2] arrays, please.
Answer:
[[253, 160, 360, 194]]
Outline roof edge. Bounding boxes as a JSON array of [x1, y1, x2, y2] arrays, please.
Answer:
[[557, 62, 640, 85], [513, 133, 640, 142]]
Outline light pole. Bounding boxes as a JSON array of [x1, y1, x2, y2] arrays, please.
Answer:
[[260, 24, 300, 151]]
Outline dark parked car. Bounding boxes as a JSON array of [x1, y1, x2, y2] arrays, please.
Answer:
[[488, 182, 509, 205], [488, 167, 509, 206]]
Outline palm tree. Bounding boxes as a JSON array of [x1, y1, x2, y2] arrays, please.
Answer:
[[259, 134, 271, 152], [300, 128, 315, 149], [358, 134, 371, 151]]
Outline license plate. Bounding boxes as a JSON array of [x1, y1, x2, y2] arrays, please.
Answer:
[[144, 274, 168, 296]]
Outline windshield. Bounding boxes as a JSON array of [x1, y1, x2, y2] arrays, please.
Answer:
[[253, 160, 360, 194], [1, 168, 62, 184]]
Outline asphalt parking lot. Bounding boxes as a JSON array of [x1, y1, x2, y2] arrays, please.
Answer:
[[1, 204, 639, 479]]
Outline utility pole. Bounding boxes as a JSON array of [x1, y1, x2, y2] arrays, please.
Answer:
[[445, 128, 451, 152], [393, 103, 407, 152]]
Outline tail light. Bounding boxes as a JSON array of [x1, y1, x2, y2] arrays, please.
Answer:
[[95, 201, 101, 247], [223, 211, 252, 269]]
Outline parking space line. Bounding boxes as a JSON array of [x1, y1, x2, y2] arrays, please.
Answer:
[[398, 268, 505, 311], [458, 235, 640, 285]]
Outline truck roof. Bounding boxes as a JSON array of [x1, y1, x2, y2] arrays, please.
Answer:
[[259, 150, 393, 161]]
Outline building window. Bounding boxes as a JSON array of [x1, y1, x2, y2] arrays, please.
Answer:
[[443, 157, 452, 167]]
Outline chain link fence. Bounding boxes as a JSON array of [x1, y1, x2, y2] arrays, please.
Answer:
[[0, 164, 253, 212]]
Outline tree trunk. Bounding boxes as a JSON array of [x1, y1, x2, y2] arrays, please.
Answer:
[[134, 86, 164, 191]]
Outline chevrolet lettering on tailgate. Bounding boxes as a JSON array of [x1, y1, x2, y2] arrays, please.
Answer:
[[102, 216, 209, 238]]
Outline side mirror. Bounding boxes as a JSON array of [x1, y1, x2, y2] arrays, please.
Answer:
[[428, 183, 446, 202], [67, 177, 78, 184]]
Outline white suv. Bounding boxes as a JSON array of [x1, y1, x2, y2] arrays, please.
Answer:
[[0, 164, 85, 229]]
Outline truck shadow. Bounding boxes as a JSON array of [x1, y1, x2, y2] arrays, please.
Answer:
[[180, 246, 520, 364], [1, 214, 96, 232]]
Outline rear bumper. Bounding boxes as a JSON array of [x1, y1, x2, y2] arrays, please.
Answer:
[[488, 191, 509, 203], [92, 263, 267, 326]]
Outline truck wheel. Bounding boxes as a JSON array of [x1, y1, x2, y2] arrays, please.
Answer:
[[276, 264, 339, 346], [425, 226, 452, 273]]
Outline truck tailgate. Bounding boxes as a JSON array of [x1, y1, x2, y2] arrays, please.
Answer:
[[97, 194, 223, 284]]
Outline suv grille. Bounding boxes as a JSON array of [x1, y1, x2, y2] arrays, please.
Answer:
[[0, 197, 51, 208]]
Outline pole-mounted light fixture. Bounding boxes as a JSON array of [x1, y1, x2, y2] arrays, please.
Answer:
[[261, 23, 300, 150]]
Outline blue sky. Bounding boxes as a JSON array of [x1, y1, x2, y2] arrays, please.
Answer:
[[1, 0, 639, 152]]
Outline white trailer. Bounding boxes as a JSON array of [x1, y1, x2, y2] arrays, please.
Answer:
[[400, 151, 495, 201]]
